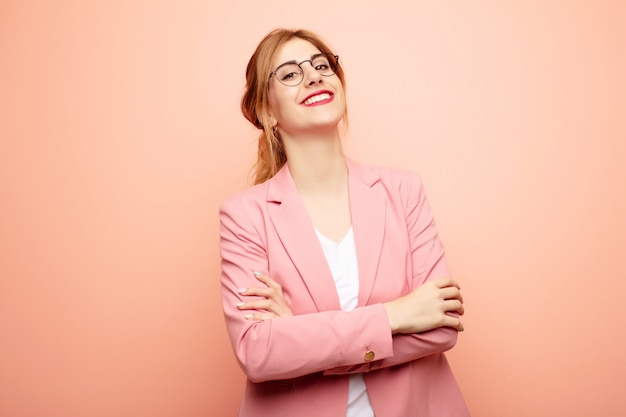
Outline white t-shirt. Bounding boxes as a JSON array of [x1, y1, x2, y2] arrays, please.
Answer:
[[315, 227, 375, 417]]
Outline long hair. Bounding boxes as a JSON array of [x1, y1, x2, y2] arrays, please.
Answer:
[[241, 29, 347, 184]]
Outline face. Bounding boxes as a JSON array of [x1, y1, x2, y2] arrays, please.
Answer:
[[267, 38, 346, 137]]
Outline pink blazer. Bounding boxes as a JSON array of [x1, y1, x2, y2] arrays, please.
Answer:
[[219, 159, 470, 417]]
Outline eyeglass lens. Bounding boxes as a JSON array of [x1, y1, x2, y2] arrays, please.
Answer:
[[274, 54, 337, 86]]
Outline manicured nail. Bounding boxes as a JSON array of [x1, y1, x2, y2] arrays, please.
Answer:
[[253, 271, 262, 276], [237, 288, 247, 293], [244, 314, 253, 319], [236, 302, 245, 308]]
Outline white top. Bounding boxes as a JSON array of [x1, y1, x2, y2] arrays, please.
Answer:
[[315, 227, 375, 417]]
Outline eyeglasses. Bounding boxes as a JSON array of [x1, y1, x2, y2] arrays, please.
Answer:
[[269, 53, 340, 87]]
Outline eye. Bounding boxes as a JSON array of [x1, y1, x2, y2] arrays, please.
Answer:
[[281, 72, 298, 81], [312, 55, 332, 72], [276, 64, 302, 82]]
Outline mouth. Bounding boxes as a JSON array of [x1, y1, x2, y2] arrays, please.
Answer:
[[301, 91, 334, 106]]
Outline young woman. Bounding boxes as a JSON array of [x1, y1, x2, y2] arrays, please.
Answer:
[[219, 28, 470, 417]]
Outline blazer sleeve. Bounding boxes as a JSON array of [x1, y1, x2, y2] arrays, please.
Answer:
[[219, 195, 395, 383], [324, 172, 459, 375]]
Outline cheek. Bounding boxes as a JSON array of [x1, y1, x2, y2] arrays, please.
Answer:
[[331, 81, 346, 105], [268, 88, 296, 120], [267, 88, 283, 115]]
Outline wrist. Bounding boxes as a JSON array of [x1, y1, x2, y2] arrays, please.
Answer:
[[383, 301, 399, 334]]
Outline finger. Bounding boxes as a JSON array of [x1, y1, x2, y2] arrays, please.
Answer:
[[254, 271, 280, 288], [255, 274, 284, 294], [457, 319, 465, 332], [237, 299, 276, 311], [443, 299, 464, 315], [254, 273, 274, 286], [253, 271, 270, 284], [239, 286, 274, 298], [431, 277, 460, 289], [244, 312, 277, 321], [442, 315, 464, 332], [440, 286, 463, 303]]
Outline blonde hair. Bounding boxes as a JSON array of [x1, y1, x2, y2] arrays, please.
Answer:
[[241, 29, 347, 184]]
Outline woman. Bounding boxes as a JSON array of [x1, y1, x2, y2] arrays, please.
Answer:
[[219, 28, 470, 417]]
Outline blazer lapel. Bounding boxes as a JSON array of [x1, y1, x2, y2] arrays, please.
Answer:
[[267, 164, 341, 312], [346, 159, 386, 306]]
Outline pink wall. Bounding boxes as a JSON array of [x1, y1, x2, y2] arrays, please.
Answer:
[[1, 1, 625, 416]]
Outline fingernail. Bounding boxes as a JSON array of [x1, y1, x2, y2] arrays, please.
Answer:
[[237, 288, 247, 293], [244, 314, 253, 319], [236, 302, 245, 308], [253, 271, 262, 276]]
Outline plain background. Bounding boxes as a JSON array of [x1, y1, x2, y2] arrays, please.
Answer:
[[1, 1, 625, 416]]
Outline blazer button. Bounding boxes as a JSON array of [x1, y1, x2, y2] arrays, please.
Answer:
[[363, 350, 375, 362]]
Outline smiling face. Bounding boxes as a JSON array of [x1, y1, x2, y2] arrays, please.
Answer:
[[267, 38, 346, 137]]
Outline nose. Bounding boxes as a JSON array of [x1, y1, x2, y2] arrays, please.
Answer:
[[301, 62, 322, 86]]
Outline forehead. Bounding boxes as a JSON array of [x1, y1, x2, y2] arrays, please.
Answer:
[[271, 38, 322, 67]]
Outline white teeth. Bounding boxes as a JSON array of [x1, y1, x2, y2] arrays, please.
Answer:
[[304, 93, 331, 105]]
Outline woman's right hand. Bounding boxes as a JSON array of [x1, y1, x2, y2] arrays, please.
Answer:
[[383, 277, 465, 334]]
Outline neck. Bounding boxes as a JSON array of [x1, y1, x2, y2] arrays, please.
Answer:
[[282, 128, 348, 195]]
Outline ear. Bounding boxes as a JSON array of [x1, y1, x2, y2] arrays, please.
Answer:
[[266, 96, 278, 127]]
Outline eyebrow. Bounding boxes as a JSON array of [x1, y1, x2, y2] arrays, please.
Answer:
[[275, 53, 325, 68]]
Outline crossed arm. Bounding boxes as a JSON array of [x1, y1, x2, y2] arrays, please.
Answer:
[[220, 173, 464, 381], [237, 272, 463, 376]]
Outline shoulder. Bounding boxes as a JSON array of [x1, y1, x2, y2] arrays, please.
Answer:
[[350, 159, 425, 196]]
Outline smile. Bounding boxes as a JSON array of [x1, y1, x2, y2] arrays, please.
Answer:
[[302, 92, 333, 106]]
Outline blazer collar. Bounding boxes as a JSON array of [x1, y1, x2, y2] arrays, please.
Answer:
[[265, 158, 381, 202], [266, 158, 386, 311], [345, 159, 386, 306]]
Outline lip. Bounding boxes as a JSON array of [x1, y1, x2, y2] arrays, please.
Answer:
[[300, 90, 334, 106]]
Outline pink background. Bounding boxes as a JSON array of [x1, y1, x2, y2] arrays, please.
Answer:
[[1, 1, 625, 416]]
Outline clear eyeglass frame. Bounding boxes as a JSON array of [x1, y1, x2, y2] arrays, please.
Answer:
[[269, 53, 340, 87]]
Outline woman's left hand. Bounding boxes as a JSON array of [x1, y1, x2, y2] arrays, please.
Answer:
[[237, 272, 294, 320]]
